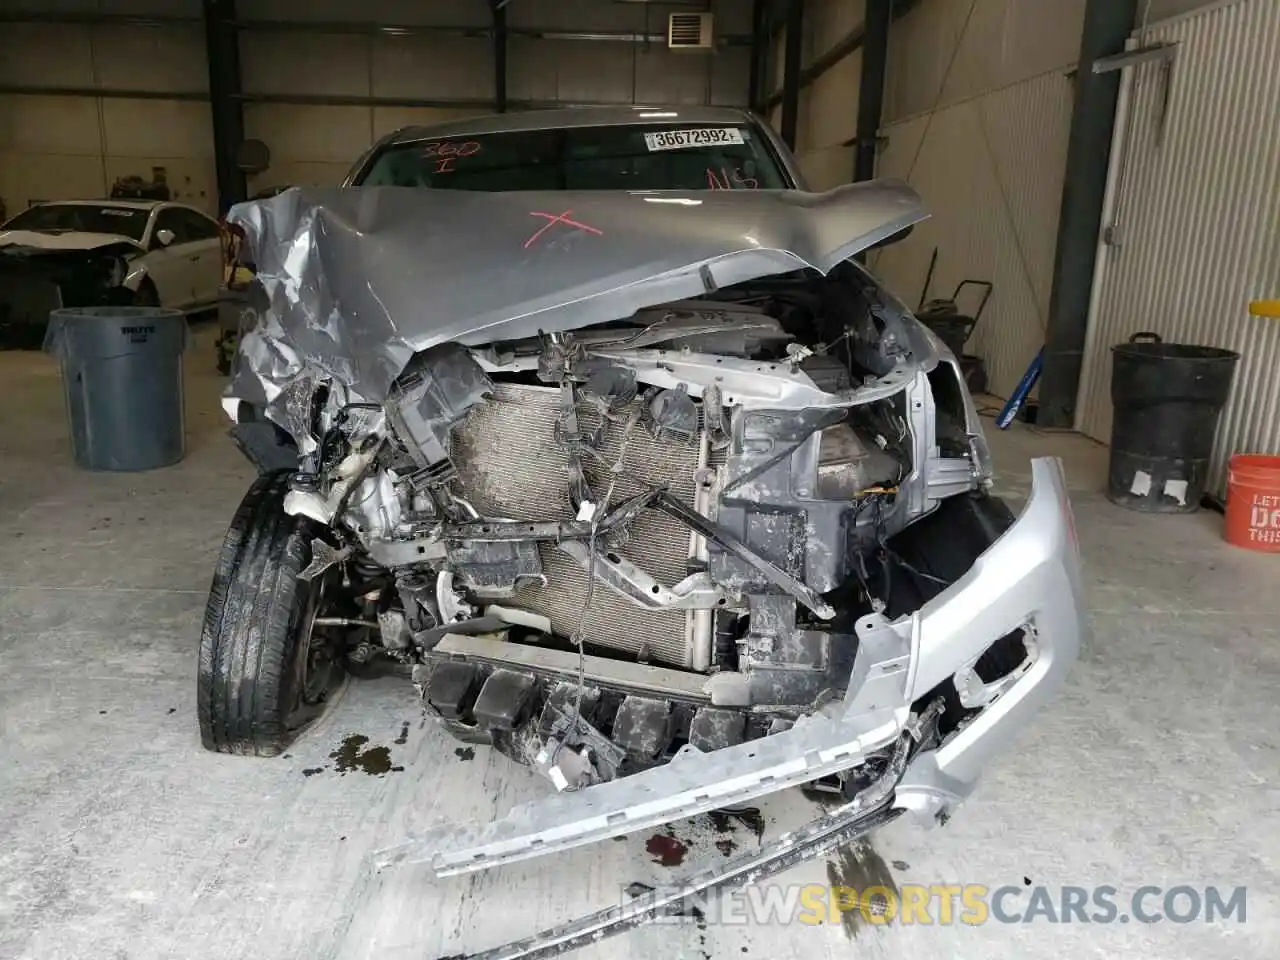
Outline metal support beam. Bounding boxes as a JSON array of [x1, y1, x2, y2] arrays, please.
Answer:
[[748, 0, 768, 113], [203, 0, 246, 213], [1038, 0, 1140, 428], [0, 10, 754, 44], [761, 0, 919, 112], [854, 0, 891, 182], [779, 0, 803, 150], [491, 1, 508, 113]]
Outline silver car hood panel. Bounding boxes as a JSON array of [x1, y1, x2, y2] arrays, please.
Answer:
[[225, 181, 926, 404]]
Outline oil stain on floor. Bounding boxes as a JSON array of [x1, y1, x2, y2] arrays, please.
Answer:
[[825, 838, 900, 938], [644, 829, 689, 867], [706, 807, 766, 857], [300, 734, 405, 777]]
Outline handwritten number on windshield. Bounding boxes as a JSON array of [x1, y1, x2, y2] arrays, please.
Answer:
[[422, 140, 481, 174]]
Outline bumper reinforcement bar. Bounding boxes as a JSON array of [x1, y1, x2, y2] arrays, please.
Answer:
[[429, 700, 942, 960]]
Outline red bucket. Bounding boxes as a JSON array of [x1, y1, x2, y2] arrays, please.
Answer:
[[1224, 454, 1280, 552]]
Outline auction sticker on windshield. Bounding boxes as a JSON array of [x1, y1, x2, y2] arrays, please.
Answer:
[[644, 128, 745, 151]]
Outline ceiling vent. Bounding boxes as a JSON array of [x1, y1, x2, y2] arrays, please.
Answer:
[[668, 12, 713, 50]]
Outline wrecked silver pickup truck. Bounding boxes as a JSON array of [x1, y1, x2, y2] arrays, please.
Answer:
[[199, 112, 1084, 959]]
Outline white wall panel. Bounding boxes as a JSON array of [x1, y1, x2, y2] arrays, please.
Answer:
[[0, 152, 106, 207], [509, 41, 742, 107], [509, 38, 632, 103], [100, 99, 212, 157], [238, 29, 493, 184], [243, 103, 371, 164], [635, 48, 714, 105], [872, 67, 1075, 398], [0, 95, 102, 155], [807, 0, 866, 64], [795, 145, 850, 190], [0, 21, 205, 91], [807, 45, 859, 147], [710, 46, 751, 105], [884, 0, 1084, 124], [371, 35, 492, 100], [0, 23, 95, 86], [93, 24, 208, 92], [1076, 0, 1280, 493], [240, 32, 370, 97], [0, 15, 214, 211], [794, 46, 859, 190]]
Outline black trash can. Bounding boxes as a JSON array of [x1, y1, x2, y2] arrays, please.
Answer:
[[1107, 332, 1239, 513], [44, 306, 188, 471]]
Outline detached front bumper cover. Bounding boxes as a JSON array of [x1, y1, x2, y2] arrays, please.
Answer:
[[380, 456, 1085, 882], [432, 700, 945, 960]]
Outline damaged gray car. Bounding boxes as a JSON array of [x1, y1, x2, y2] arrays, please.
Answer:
[[199, 108, 1085, 958]]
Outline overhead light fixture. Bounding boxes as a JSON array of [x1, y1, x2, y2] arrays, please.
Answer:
[[637, 111, 678, 118]]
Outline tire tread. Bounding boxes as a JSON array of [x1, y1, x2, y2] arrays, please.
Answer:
[[197, 472, 324, 756]]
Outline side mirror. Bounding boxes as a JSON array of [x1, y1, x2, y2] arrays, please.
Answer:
[[155, 228, 176, 247]]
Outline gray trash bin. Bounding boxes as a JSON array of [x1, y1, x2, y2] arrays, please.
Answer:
[[44, 306, 188, 471]]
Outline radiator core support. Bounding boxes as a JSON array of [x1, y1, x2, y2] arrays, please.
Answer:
[[449, 382, 719, 668]]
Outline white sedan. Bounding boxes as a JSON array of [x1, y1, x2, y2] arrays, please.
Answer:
[[0, 198, 224, 311]]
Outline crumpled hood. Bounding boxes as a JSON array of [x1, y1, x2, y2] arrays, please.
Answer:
[[0, 230, 143, 254], [225, 181, 927, 405]]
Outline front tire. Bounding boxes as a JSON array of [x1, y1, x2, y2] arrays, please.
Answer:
[[198, 472, 344, 755]]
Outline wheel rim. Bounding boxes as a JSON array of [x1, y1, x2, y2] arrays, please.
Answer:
[[286, 569, 342, 730]]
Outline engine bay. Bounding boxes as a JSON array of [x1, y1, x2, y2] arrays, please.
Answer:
[[236, 262, 991, 792]]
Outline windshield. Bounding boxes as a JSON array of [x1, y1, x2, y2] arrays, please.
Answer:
[[2, 204, 149, 241], [355, 123, 791, 192]]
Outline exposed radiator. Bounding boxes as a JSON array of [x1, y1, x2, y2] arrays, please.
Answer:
[[450, 382, 708, 668]]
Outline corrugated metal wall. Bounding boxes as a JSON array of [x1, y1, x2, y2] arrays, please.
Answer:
[[1075, 0, 1280, 493], [868, 0, 1082, 399]]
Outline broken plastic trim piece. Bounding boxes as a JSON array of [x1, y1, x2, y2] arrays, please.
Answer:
[[430, 701, 940, 960], [437, 808, 903, 960]]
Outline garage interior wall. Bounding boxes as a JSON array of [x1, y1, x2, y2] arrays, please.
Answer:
[[1075, 0, 1280, 495], [763, 0, 865, 189], [0, 0, 216, 212], [0, 0, 753, 211], [867, 0, 1083, 400], [794, 0, 863, 189]]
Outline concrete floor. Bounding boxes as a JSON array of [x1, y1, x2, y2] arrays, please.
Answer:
[[1, 330, 1276, 960]]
